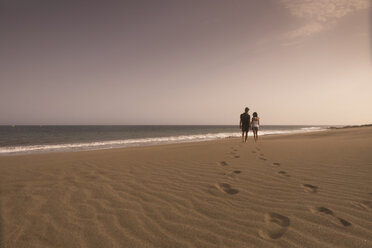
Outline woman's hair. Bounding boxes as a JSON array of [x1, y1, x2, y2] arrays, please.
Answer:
[[253, 112, 258, 117]]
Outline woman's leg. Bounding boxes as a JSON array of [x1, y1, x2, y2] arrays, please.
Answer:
[[254, 129, 258, 141]]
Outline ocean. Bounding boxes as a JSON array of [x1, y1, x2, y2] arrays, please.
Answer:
[[0, 125, 328, 155]]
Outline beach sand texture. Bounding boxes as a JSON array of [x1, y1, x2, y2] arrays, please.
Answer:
[[1, 127, 372, 248]]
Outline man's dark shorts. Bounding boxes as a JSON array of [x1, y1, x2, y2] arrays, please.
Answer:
[[242, 125, 249, 132]]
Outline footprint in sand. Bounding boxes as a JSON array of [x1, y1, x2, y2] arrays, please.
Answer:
[[226, 170, 242, 179], [351, 194, 372, 211], [302, 184, 318, 193], [258, 212, 290, 240], [216, 183, 239, 195], [11, 183, 25, 192], [252, 151, 257, 154], [234, 155, 240, 158], [309, 206, 351, 227], [272, 162, 281, 166], [219, 161, 228, 166], [351, 201, 372, 211], [85, 175, 99, 180], [278, 171, 290, 177], [259, 157, 267, 161]]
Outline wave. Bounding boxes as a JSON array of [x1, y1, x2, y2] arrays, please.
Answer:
[[0, 133, 239, 155], [0, 127, 326, 155], [300, 126, 326, 131]]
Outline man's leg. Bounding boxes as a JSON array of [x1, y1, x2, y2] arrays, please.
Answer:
[[245, 131, 248, 142], [242, 132, 245, 142]]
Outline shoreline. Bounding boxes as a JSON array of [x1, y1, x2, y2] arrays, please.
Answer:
[[0, 125, 331, 156], [1, 123, 370, 157]]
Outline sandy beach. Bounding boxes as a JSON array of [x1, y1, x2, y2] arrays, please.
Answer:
[[1, 126, 372, 248]]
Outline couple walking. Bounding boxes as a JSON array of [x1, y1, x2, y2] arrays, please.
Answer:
[[239, 107, 260, 142]]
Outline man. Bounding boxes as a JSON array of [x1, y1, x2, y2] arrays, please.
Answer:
[[240, 107, 250, 143]]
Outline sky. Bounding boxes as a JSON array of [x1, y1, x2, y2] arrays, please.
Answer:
[[0, 0, 371, 125]]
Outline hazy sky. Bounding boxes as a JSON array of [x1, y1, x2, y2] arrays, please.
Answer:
[[1, 0, 371, 125]]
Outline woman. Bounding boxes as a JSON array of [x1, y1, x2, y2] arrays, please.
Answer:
[[251, 112, 260, 142]]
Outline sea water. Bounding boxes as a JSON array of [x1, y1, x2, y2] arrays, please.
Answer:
[[0, 125, 328, 155]]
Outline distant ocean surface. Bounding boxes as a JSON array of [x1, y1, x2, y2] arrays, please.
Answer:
[[0, 125, 329, 155]]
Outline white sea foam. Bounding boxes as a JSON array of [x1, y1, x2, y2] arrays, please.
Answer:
[[0, 127, 326, 155], [300, 126, 325, 131]]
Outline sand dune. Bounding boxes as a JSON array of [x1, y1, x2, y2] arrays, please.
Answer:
[[1, 127, 372, 247]]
